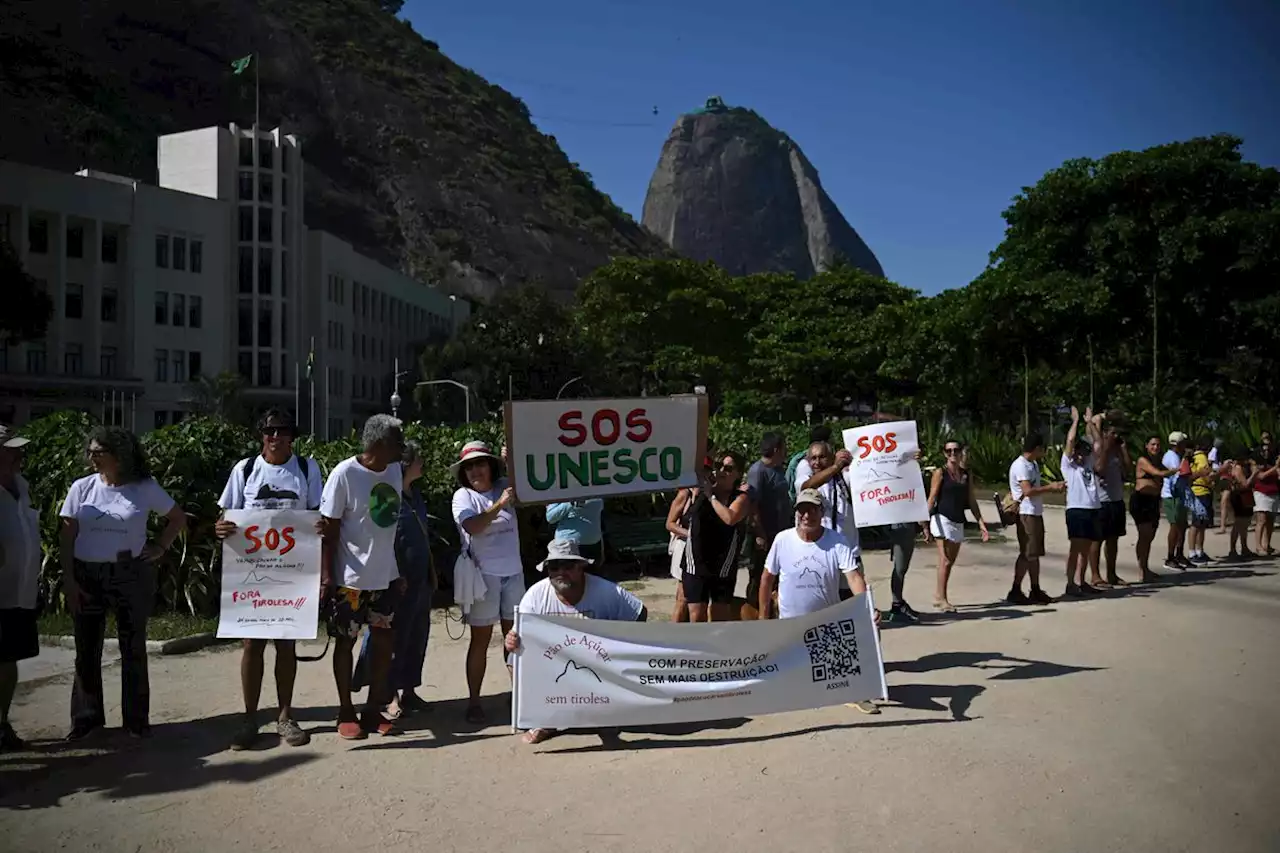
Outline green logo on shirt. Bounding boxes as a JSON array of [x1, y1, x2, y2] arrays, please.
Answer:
[[369, 482, 400, 528]]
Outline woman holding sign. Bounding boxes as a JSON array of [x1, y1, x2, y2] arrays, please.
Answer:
[[451, 440, 524, 725], [684, 451, 751, 623], [927, 441, 989, 612]]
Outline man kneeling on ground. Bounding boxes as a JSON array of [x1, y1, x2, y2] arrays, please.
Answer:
[[503, 539, 647, 745], [758, 488, 880, 715]]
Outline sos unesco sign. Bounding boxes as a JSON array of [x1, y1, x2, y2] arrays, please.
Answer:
[[504, 396, 709, 503]]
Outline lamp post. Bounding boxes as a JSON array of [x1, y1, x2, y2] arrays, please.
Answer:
[[390, 357, 409, 419], [417, 379, 471, 424], [556, 376, 583, 399], [804, 402, 814, 426], [693, 384, 707, 396]]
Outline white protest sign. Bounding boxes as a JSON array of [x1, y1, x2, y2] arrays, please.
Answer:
[[842, 420, 930, 527], [504, 396, 708, 504], [217, 509, 321, 640], [512, 593, 885, 729]]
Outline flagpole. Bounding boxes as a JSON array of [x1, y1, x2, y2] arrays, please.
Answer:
[[254, 51, 259, 134], [325, 366, 331, 441], [309, 335, 316, 437], [295, 361, 300, 424]]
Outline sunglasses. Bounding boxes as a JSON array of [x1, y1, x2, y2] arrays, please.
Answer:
[[944, 447, 962, 455], [262, 427, 294, 438], [717, 463, 738, 473], [88, 448, 110, 457]]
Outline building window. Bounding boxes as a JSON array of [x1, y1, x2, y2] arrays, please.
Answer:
[[380, 292, 387, 321], [101, 287, 119, 323], [100, 345, 118, 378], [66, 224, 84, 259], [154, 348, 168, 382], [281, 309, 287, 347], [258, 173, 273, 204], [64, 283, 84, 319], [190, 239, 203, 273], [173, 236, 186, 271], [26, 345, 46, 374], [258, 138, 274, 170], [155, 234, 169, 268], [64, 343, 83, 375], [258, 247, 273, 294], [281, 251, 288, 296], [258, 302, 273, 347], [101, 230, 118, 264], [172, 293, 186, 327], [189, 295, 203, 328], [188, 350, 202, 380], [28, 217, 48, 254], [154, 291, 168, 325], [238, 206, 253, 242], [351, 375, 357, 399], [280, 353, 288, 388], [237, 351, 253, 381], [154, 410, 168, 430], [257, 209, 272, 242], [172, 350, 184, 382], [281, 177, 289, 206], [237, 299, 253, 347], [282, 146, 289, 173], [257, 351, 272, 387], [238, 246, 254, 293], [238, 171, 254, 201], [281, 212, 288, 245], [239, 136, 254, 166]]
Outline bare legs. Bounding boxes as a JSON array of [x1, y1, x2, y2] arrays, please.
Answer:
[[671, 582, 689, 622], [1166, 521, 1187, 567], [241, 638, 297, 721], [1065, 539, 1099, 590], [1135, 522, 1159, 581], [1255, 512, 1274, 555], [465, 618, 513, 721], [934, 539, 961, 610]]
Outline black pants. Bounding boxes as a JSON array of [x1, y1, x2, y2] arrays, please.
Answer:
[[71, 559, 154, 730]]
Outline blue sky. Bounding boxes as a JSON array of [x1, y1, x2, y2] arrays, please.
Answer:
[[404, 0, 1280, 295]]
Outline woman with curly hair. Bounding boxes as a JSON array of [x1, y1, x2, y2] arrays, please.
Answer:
[[58, 426, 186, 740]]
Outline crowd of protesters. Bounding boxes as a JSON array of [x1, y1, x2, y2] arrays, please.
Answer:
[[1, 407, 1276, 750]]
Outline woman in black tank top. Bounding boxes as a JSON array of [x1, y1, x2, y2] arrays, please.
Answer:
[[683, 451, 750, 623], [926, 440, 989, 612]]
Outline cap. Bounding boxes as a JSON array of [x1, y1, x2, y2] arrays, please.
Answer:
[[0, 425, 29, 449], [536, 538, 592, 572], [795, 488, 825, 510], [1168, 431, 1188, 445]]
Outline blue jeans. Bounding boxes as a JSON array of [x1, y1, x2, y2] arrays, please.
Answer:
[[352, 573, 434, 693]]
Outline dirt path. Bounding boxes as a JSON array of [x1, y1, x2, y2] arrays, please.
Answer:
[[3, 515, 1279, 853]]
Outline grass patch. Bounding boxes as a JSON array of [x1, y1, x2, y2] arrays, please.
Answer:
[[39, 612, 218, 641]]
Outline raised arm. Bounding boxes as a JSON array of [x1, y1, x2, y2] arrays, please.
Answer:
[[707, 487, 751, 527], [802, 450, 852, 490], [544, 501, 572, 524], [458, 487, 514, 537], [1065, 406, 1081, 452]]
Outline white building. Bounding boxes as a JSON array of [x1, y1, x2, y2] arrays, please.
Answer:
[[0, 123, 469, 432]]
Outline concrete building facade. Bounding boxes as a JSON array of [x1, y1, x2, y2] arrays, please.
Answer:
[[0, 123, 468, 433]]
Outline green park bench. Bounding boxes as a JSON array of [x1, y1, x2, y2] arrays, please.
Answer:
[[604, 516, 672, 574]]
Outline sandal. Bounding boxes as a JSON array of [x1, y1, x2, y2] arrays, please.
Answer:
[[361, 713, 398, 737], [464, 704, 487, 725], [337, 720, 366, 740], [1105, 576, 1128, 587], [933, 599, 956, 613], [522, 727, 557, 744]]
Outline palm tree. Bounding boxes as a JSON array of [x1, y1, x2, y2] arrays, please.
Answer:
[[185, 371, 248, 423]]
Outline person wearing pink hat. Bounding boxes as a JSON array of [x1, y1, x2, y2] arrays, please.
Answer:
[[451, 440, 524, 725]]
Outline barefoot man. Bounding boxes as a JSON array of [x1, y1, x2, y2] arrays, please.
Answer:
[[503, 539, 647, 745]]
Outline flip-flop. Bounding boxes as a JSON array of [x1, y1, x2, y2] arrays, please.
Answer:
[[337, 721, 366, 740], [522, 728, 557, 745], [1107, 577, 1130, 587], [933, 599, 956, 613], [464, 705, 487, 725], [362, 715, 398, 737]]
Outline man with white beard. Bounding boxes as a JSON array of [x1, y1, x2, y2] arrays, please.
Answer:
[[503, 539, 647, 745]]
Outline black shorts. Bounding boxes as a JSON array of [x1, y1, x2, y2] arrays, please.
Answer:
[[0, 608, 39, 663], [1100, 500, 1127, 540], [1129, 492, 1161, 526], [1065, 508, 1102, 542], [681, 571, 737, 605]]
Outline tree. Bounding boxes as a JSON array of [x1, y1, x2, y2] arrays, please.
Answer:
[[0, 239, 52, 345], [186, 372, 248, 424]]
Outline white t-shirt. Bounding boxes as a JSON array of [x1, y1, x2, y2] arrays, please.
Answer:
[[218, 455, 323, 511], [1008, 455, 1043, 516], [59, 474, 177, 562], [1061, 453, 1101, 510], [764, 527, 859, 619], [0, 474, 41, 609], [794, 458, 813, 492], [518, 575, 644, 620], [1160, 450, 1181, 498], [452, 479, 522, 578], [320, 457, 403, 590]]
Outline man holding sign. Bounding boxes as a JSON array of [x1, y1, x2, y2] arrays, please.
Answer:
[[217, 409, 323, 751]]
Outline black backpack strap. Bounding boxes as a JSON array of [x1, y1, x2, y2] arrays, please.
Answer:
[[242, 455, 257, 484], [300, 456, 318, 510]]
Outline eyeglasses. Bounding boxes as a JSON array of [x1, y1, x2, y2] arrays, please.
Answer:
[[262, 427, 293, 438], [87, 448, 109, 458]]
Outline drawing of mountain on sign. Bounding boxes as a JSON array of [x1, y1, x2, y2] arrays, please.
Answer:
[[242, 570, 289, 585], [862, 466, 903, 483]]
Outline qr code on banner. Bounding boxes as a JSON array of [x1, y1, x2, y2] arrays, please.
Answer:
[[803, 619, 860, 682]]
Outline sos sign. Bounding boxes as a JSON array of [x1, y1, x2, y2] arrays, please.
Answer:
[[856, 431, 898, 458], [243, 525, 297, 556]]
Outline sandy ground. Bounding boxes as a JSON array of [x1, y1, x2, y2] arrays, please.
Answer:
[[3, 507, 1279, 853]]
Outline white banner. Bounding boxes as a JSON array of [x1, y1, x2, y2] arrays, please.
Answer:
[[217, 509, 321, 640], [504, 396, 708, 504], [512, 593, 885, 729], [843, 420, 930, 528]]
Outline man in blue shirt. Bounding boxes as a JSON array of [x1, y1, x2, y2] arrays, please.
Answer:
[[545, 498, 604, 564]]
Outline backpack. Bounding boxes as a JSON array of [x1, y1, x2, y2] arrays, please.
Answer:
[[784, 450, 807, 503], [242, 454, 319, 510]]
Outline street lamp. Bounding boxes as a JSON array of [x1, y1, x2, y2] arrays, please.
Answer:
[[804, 402, 814, 426], [417, 379, 472, 423], [556, 376, 583, 399], [391, 357, 409, 419], [693, 384, 707, 396]]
